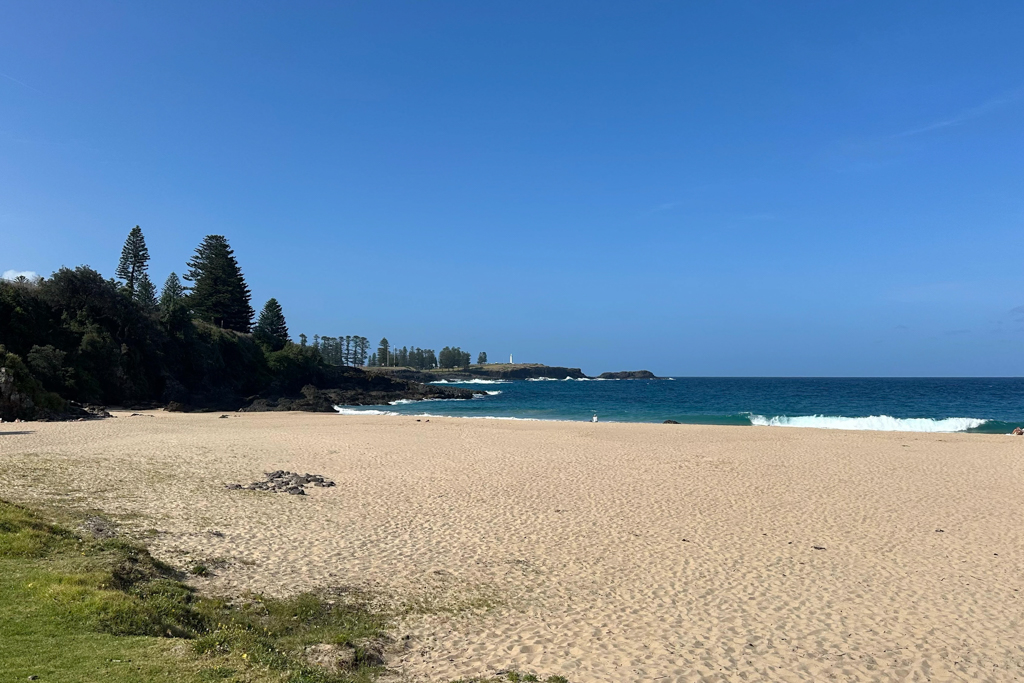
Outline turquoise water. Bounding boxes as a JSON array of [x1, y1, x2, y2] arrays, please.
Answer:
[[335, 377, 1024, 433]]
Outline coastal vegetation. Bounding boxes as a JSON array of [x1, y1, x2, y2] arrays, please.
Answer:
[[312, 338, 485, 371], [1, 225, 645, 422], [0, 227, 473, 421]]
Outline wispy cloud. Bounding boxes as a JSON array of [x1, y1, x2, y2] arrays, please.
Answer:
[[640, 201, 680, 217], [892, 89, 1023, 139], [2, 270, 40, 281], [1, 72, 42, 95]]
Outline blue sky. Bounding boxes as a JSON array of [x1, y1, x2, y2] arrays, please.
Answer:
[[2, 1, 1022, 376]]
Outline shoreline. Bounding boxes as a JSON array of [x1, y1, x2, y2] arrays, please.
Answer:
[[333, 405, 1014, 433], [3, 412, 1024, 680]]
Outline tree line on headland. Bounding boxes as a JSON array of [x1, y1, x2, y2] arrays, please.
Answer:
[[308, 337, 481, 370], [0, 227, 483, 420]]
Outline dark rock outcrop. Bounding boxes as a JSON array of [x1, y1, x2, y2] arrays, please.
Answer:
[[663, 419, 680, 424], [369, 363, 587, 382], [598, 370, 658, 380], [226, 470, 336, 494], [167, 364, 477, 414], [241, 370, 477, 414]]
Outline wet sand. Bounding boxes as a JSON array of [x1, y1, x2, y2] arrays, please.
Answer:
[[2, 411, 1023, 681]]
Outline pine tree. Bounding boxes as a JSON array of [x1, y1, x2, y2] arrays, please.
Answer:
[[377, 338, 390, 367], [183, 235, 254, 332], [477, 352, 487, 365], [116, 225, 150, 295], [252, 298, 290, 351], [159, 272, 185, 312], [134, 272, 158, 312]]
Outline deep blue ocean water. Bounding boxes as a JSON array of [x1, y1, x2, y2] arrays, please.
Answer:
[[335, 378, 1024, 433]]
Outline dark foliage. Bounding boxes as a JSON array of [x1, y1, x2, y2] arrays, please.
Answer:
[[135, 272, 158, 311], [0, 234, 467, 419], [439, 346, 471, 369], [0, 344, 67, 421], [184, 235, 254, 333], [253, 298, 290, 351], [115, 225, 150, 296], [158, 272, 185, 312]]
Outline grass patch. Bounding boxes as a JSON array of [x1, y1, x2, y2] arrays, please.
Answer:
[[0, 499, 390, 682]]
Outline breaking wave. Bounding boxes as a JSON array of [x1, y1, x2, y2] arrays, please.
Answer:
[[526, 376, 592, 381], [333, 407, 397, 416], [430, 379, 510, 385], [748, 414, 989, 432]]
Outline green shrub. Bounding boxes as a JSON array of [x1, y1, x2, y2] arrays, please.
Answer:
[[0, 345, 67, 421]]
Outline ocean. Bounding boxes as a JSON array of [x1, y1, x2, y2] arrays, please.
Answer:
[[334, 377, 1024, 433]]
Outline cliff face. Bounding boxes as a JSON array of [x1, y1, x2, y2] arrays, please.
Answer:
[[597, 370, 658, 380]]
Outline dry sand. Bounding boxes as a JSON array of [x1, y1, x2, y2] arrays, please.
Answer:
[[2, 411, 1023, 681]]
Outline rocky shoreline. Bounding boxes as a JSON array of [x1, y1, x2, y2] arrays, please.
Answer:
[[366, 363, 661, 383], [3, 358, 661, 421], [239, 382, 476, 413]]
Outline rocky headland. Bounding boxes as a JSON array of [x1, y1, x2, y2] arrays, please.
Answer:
[[368, 364, 660, 382], [367, 363, 587, 383]]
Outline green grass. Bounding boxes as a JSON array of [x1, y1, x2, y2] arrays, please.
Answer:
[[0, 500, 390, 683]]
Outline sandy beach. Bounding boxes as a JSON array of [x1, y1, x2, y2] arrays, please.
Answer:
[[1, 411, 1023, 681]]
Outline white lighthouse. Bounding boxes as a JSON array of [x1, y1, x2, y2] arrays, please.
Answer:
[[509, 353, 514, 365]]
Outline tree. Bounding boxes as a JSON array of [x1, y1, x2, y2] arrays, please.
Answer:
[[252, 298, 290, 351], [356, 337, 369, 365], [477, 352, 487, 365], [159, 272, 185, 312], [437, 347, 471, 369], [116, 226, 150, 295], [368, 352, 378, 367], [184, 235, 254, 332], [377, 338, 390, 367], [299, 333, 307, 346], [135, 272, 158, 312]]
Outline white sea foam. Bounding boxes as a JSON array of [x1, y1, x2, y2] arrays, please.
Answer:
[[410, 412, 545, 421], [332, 406, 397, 416], [748, 414, 988, 432], [485, 390, 502, 395], [429, 379, 510, 385], [390, 396, 481, 405], [525, 376, 591, 381]]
